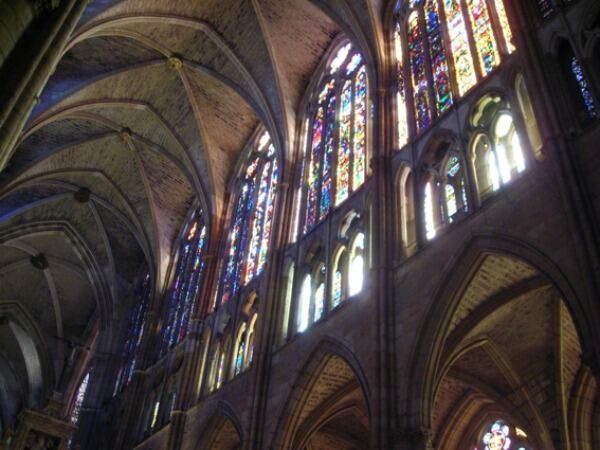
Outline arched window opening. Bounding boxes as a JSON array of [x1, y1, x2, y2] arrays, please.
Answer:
[[558, 42, 598, 125], [70, 371, 90, 426], [303, 42, 369, 234], [314, 263, 326, 322], [443, 154, 468, 223], [215, 346, 226, 390], [332, 248, 347, 308], [280, 263, 295, 344], [209, 344, 221, 393], [570, 56, 598, 120], [161, 208, 208, 356], [220, 131, 279, 305], [471, 95, 526, 199], [113, 272, 151, 396], [473, 419, 533, 450], [424, 180, 437, 240], [399, 169, 417, 256], [297, 274, 312, 333], [394, 0, 515, 137], [348, 233, 365, 297], [149, 400, 160, 431], [246, 316, 257, 368], [421, 143, 468, 241], [234, 329, 246, 377], [515, 75, 543, 159]]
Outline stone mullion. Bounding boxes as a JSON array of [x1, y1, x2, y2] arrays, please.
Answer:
[[419, 6, 439, 120], [485, 0, 510, 57], [436, 0, 460, 102], [0, 0, 89, 171], [459, 0, 485, 81]]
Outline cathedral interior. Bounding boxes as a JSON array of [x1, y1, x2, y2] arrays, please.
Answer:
[[0, 0, 600, 449]]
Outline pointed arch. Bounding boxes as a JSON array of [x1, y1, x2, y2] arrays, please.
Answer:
[[407, 233, 598, 435], [271, 337, 371, 450]]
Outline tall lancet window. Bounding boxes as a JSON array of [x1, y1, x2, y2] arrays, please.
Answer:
[[220, 131, 279, 305], [394, 0, 515, 138], [303, 41, 369, 234], [161, 208, 208, 355], [113, 272, 151, 395]]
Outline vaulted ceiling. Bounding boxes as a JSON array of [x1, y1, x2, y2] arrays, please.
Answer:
[[0, 0, 385, 416]]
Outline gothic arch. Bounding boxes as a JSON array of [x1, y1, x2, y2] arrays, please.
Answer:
[[195, 402, 243, 450], [271, 337, 371, 450], [407, 233, 598, 439]]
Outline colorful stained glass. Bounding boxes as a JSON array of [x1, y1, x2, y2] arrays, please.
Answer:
[[219, 132, 279, 304], [161, 208, 208, 355], [394, 22, 409, 147], [408, 11, 432, 131], [235, 337, 245, 376], [483, 421, 511, 450], [426, 0, 453, 113], [571, 56, 598, 119], [494, 0, 515, 53], [336, 79, 352, 205], [333, 270, 343, 307], [314, 283, 325, 321], [258, 155, 278, 273], [321, 95, 336, 218], [244, 161, 271, 283], [466, 0, 500, 75], [71, 372, 90, 425], [330, 43, 352, 73], [443, 0, 477, 95], [305, 106, 324, 232], [113, 273, 151, 395], [353, 66, 367, 189], [303, 42, 369, 233], [346, 53, 363, 74]]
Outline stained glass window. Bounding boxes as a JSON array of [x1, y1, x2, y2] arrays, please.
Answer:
[[570, 56, 598, 120], [303, 42, 369, 233], [297, 274, 312, 333], [471, 95, 527, 198], [70, 372, 90, 425], [348, 233, 365, 296], [234, 333, 246, 376], [477, 420, 532, 450], [538, 0, 556, 19], [161, 208, 208, 356], [113, 273, 151, 395], [394, 22, 409, 147], [394, 0, 514, 135], [220, 131, 279, 304]]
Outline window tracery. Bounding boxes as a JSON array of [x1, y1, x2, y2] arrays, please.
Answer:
[[113, 272, 151, 395], [303, 42, 369, 234], [471, 95, 527, 199], [161, 208, 208, 356], [394, 0, 515, 140], [474, 419, 533, 450], [220, 132, 279, 305]]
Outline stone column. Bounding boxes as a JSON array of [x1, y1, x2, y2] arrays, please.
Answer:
[[0, 0, 89, 172]]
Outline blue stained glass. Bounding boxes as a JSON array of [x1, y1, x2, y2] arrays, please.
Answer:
[[218, 132, 279, 305], [113, 273, 151, 395], [320, 95, 336, 219], [160, 209, 208, 356], [571, 56, 597, 119]]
